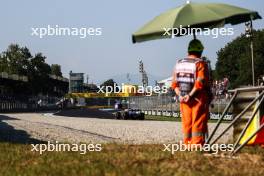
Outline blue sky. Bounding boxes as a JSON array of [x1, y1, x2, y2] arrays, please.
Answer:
[[0, 0, 263, 84]]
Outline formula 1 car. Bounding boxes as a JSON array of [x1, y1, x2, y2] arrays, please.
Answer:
[[114, 109, 145, 120]]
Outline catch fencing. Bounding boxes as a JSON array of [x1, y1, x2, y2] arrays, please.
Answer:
[[128, 95, 232, 120]]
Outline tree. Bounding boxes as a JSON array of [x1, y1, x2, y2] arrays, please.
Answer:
[[28, 53, 51, 94], [0, 44, 68, 96], [1, 44, 31, 75], [100, 79, 118, 92], [0, 54, 8, 72], [215, 29, 264, 88], [51, 64, 62, 77]]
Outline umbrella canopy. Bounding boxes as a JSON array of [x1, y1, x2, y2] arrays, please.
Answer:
[[132, 2, 262, 43]]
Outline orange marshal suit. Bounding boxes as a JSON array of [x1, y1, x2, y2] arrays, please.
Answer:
[[171, 58, 210, 145]]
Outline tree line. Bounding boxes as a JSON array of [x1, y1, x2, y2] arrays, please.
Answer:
[[214, 29, 264, 88], [0, 44, 67, 96]]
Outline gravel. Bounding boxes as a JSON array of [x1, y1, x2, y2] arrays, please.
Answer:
[[0, 111, 233, 144]]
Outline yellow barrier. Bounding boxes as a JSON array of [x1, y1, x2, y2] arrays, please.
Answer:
[[239, 103, 260, 144]]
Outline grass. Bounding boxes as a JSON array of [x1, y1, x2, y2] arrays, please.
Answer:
[[145, 115, 180, 122], [145, 115, 230, 123], [1, 142, 264, 176]]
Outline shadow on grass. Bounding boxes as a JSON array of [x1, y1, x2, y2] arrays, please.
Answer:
[[0, 115, 45, 144]]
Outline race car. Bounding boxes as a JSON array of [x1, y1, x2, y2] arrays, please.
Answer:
[[114, 109, 145, 120]]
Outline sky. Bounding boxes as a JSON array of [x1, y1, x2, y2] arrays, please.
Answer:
[[0, 0, 263, 84]]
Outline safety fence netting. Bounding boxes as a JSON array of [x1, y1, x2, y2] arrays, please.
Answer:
[[127, 95, 232, 120]]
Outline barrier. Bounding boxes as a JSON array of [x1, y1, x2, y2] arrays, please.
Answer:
[[0, 102, 28, 112], [232, 89, 264, 145], [0, 95, 63, 113], [128, 95, 231, 120], [206, 86, 264, 155]]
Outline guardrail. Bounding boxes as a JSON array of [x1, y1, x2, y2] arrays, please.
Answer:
[[0, 95, 63, 113], [0, 101, 63, 113], [0, 102, 28, 111]]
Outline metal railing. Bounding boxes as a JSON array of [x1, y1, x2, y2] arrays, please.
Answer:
[[0, 95, 62, 112], [206, 86, 264, 155]]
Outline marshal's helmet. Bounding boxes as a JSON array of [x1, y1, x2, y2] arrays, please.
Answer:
[[188, 39, 204, 53]]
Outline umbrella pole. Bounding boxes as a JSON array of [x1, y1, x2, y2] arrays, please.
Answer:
[[250, 32, 255, 86], [246, 20, 255, 86], [193, 33, 197, 39]]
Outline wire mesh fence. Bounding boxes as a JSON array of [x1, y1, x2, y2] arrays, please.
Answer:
[[128, 94, 178, 111], [128, 95, 232, 120]]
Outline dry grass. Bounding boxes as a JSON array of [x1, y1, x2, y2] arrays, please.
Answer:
[[0, 143, 263, 176]]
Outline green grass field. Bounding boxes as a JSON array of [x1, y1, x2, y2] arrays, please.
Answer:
[[145, 115, 230, 123], [1, 142, 264, 176]]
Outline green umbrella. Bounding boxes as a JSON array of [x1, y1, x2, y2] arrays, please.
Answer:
[[132, 2, 261, 43]]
